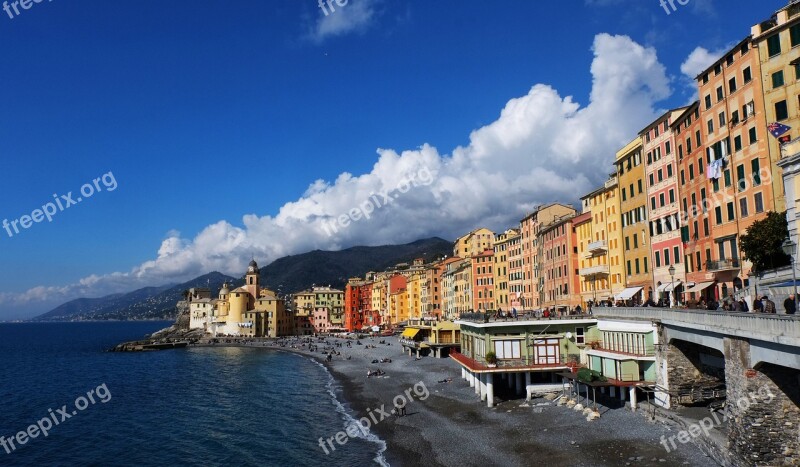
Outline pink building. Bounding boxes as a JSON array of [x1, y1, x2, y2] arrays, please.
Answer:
[[312, 307, 331, 333], [471, 249, 494, 311], [641, 108, 689, 305]]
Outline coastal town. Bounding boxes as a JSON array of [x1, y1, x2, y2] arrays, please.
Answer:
[[158, 4, 800, 466]]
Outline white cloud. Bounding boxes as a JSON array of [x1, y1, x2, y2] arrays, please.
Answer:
[[680, 45, 727, 79], [1, 34, 673, 319], [309, 0, 378, 43]]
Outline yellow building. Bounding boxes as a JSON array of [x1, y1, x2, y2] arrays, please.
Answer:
[[453, 228, 495, 258], [751, 4, 800, 212], [254, 295, 292, 337], [388, 286, 409, 324], [406, 272, 424, 320], [578, 175, 626, 306], [615, 137, 652, 304], [493, 228, 519, 310]]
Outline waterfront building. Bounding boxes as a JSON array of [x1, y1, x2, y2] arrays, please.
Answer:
[[672, 102, 717, 303], [344, 278, 365, 332], [539, 213, 581, 312], [507, 229, 524, 311], [452, 313, 598, 407], [406, 270, 424, 320], [641, 108, 688, 305], [453, 228, 495, 258], [493, 228, 518, 311], [520, 204, 576, 311], [422, 257, 458, 319], [399, 318, 461, 358], [694, 36, 773, 302], [470, 249, 495, 311], [387, 274, 409, 325], [579, 175, 625, 306], [752, 3, 800, 212], [615, 137, 653, 305]]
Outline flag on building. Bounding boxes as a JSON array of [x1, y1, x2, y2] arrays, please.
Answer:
[[768, 122, 792, 139]]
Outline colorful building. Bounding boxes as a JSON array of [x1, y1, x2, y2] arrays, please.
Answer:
[[642, 108, 688, 305], [615, 137, 653, 305], [539, 213, 581, 312], [470, 249, 495, 311], [454, 228, 495, 258], [493, 228, 518, 312]]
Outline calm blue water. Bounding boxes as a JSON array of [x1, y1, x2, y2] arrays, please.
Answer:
[[0, 322, 384, 466]]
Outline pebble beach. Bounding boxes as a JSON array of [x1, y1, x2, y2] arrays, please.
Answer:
[[256, 335, 717, 467]]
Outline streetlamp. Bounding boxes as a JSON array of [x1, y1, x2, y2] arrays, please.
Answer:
[[782, 238, 797, 311], [668, 265, 676, 308]]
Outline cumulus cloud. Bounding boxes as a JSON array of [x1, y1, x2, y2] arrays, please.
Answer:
[[1, 34, 673, 318], [309, 0, 378, 43], [678, 44, 734, 102]]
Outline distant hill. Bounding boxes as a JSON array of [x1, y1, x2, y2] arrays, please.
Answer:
[[34, 237, 453, 321], [258, 237, 453, 293], [34, 272, 235, 321]]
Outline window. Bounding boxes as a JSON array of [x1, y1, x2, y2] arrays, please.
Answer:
[[667, 164, 673, 178], [773, 70, 785, 88], [703, 218, 709, 236], [767, 34, 781, 57], [716, 86, 724, 102], [731, 110, 739, 125], [729, 77, 737, 93], [649, 174, 655, 186], [726, 54, 734, 66], [715, 64, 722, 76], [743, 66, 752, 83], [651, 197, 656, 210], [638, 179, 643, 194], [689, 164, 694, 180], [494, 340, 521, 359], [635, 258, 640, 274], [792, 23, 800, 47], [749, 127, 758, 145], [687, 137, 693, 153], [755, 193, 764, 213], [659, 193, 665, 207], [655, 251, 661, 268], [701, 188, 707, 212], [678, 145, 684, 159], [708, 119, 714, 134], [776, 100, 789, 121], [796, 62, 800, 80], [752, 159, 761, 186], [622, 189, 626, 201], [664, 248, 671, 266], [702, 73, 709, 84], [666, 141, 671, 154], [658, 169, 663, 182], [696, 130, 701, 147], [736, 164, 745, 191], [674, 246, 680, 264], [669, 189, 675, 204], [627, 261, 631, 276], [715, 206, 723, 224], [740, 197, 749, 218], [633, 234, 638, 248], [734, 135, 742, 152], [698, 157, 704, 174], [727, 202, 735, 221], [724, 169, 731, 187], [704, 94, 712, 109], [575, 328, 585, 345], [719, 111, 726, 127], [680, 169, 685, 185]]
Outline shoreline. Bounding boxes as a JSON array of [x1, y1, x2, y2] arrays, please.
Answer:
[[183, 336, 718, 467]]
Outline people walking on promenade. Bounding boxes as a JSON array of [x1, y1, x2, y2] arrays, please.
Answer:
[[785, 294, 796, 315]]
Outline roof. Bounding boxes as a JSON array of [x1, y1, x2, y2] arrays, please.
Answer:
[[638, 106, 689, 135]]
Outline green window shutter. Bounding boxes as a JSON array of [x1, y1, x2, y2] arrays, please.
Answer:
[[681, 226, 690, 243]]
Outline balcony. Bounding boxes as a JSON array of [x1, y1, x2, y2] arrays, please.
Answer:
[[579, 264, 610, 277], [586, 240, 608, 256], [706, 259, 740, 272]]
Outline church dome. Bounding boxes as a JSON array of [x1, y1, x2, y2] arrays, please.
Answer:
[[248, 259, 258, 270]]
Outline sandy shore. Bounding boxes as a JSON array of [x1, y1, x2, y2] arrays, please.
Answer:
[[248, 335, 717, 467]]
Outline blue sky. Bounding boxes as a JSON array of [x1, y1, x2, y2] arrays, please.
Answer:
[[0, 0, 788, 319]]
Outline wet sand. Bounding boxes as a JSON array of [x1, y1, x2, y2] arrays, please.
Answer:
[[261, 335, 717, 467]]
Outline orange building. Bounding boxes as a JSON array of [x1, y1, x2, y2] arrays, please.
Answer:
[[470, 249, 494, 311], [540, 213, 582, 312], [693, 36, 774, 302]]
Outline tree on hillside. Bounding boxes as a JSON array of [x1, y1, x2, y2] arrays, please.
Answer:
[[739, 211, 791, 273]]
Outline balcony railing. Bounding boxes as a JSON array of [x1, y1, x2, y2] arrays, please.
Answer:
[[706, 259, 740, 272], [579, 264, 610, 276], [586, 341, 655, 357], [586, 240, 608, 255]]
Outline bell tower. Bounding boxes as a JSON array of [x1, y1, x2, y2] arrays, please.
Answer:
[[245, 259, 260, 300]]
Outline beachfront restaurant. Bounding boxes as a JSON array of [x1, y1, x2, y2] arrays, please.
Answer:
[[585, 318, 658, 410], [400, 319, 461, 358], [451, 313, 598, 407]]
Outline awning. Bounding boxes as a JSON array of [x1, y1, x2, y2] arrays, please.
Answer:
[[685, 281, 714, 294], [614, 286, 643, 301], [401, 328, 420, 339], [658, 281, 683, 292]]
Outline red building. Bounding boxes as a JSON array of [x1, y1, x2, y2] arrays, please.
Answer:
[[344, 279, 364, 332]]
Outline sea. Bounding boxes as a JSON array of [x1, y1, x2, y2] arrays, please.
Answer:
[[0, 322, 386, 467]]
